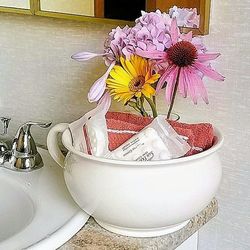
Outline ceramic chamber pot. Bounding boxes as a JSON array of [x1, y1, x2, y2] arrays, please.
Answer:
[[47, 123, 223, 237]]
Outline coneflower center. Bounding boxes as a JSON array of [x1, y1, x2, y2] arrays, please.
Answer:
[[167, 41, 198, 67], [129, 76, 145, 92]]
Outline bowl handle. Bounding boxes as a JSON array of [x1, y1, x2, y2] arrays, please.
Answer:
[[47, 123, 69, 168]]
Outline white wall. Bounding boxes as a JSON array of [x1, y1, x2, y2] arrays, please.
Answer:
[[0, 0, 249, 249], [196, 1, 250, 249]]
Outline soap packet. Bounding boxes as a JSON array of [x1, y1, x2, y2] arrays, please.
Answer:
[[69, 93, 110, 157], [106, 115, 191, 161]]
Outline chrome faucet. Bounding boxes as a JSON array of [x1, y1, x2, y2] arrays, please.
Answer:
[[0, 119, 52, 172]]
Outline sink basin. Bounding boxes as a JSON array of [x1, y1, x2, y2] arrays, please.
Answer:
[[0, 177, 34, 242], [0, 148, 89, 250]]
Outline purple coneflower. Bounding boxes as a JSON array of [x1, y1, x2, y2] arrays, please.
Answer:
[[137, 18, 225, 118]]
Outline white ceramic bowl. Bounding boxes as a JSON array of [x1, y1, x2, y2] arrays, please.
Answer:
[[47, 123, 223, 237]]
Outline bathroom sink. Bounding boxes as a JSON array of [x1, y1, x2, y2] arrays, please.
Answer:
[[0, 177, 34, 242], [0, 148, 89, 250]]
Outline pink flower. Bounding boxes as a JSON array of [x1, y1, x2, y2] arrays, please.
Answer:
[[104, 26, 132, 65], [104, 10, 174, 61], [139, 19, 225, 104], [169, 6, 200, 28], [130, 10, 172, 55]]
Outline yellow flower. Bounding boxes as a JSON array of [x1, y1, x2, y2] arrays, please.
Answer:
[[106, 55, 160, 104]]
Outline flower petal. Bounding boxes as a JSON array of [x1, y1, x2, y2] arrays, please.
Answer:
[[88, 62, 115, 102], [142, 84, 155, 97], [170, 18, 179, 44], [156, 65, 176, 93], [71, 52, 106, 61], [123, 57, 138, 78], [135, 49, 167, 60], [111, 65, 132, 82], [197, 53, 221, 62], [183, 67, 198, 104], [135, 92, 142, 98], [178, 68, 187, 98], [106, 78, 129, 87], [145, 73, 161, 84], [194, 62, 225, 81], [97, 92, 111, 110], [192, 73, 209, 104], [181, 31, 193, 42]]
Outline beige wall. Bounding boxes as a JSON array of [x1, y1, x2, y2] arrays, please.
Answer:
[[0, 0, 30, 9], [40, 0, 95, 16], [0, 0, 249, 249]]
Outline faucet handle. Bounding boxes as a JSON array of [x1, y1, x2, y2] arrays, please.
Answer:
[[13, 121, 52, 153], [0, 117, 11, 153], [18, 121, 52, 134], [0, 117, 11, 135], [25, 121, 52, 128]]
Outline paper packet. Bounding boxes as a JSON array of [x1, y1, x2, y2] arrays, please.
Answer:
[[106, 115, 191, 161], [69, 94, 110, 157]]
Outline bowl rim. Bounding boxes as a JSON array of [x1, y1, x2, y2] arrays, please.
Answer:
[[62, 127, 224, 166]]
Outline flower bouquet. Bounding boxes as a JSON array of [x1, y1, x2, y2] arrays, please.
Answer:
[[72, 9, 224, 119], [47, 8, 225, 237]]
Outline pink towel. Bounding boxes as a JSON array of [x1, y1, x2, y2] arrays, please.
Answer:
[[106, 112, 214, 156]]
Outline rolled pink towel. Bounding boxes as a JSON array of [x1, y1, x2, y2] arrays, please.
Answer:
[[106, 112, 214, 156]]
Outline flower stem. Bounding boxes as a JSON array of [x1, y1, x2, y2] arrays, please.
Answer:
[[145, 96, 158, 118], [153, 95, 156, 105], [139, 97, 149, 117], [127, 99, 148, 117], [167, 68, 181, 119], [127, 101, 141, 114]]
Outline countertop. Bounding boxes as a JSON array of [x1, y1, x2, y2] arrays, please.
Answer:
[[59, 198, 218, 250]]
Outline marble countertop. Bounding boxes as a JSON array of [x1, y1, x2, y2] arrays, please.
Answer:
[[60, 198, 218, 250]]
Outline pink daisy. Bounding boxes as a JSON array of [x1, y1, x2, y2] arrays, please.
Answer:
[[137, 18, 225, 105]]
